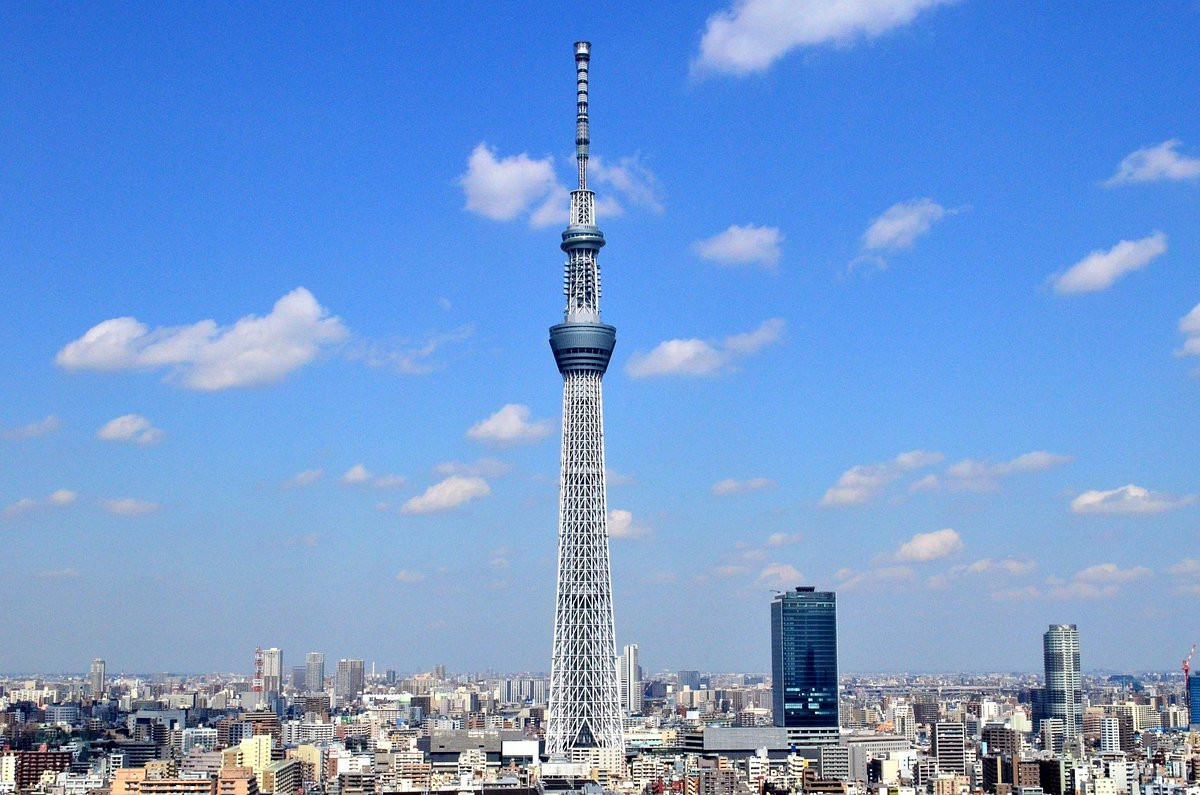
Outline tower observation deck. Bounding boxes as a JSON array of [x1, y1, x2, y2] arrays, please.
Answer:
[[545, 41, 624, 761]]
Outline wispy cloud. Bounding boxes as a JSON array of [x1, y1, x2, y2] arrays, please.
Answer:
[[626, 318, 784, 378], [766, 532, 803, 547], [820, 450, 942, 506], [590, 154, 664, 213], [1070, 483, 1196, 515], [348, 325, 473, 375], [693, 0, 954, 76], [1001, 563, 1153, 600], [56, 288, 347, 390], [395, 569, 426, 584], [38, 568, 81, 581], [693, 224, 783, 270], [100, 498, 160, 516], [2, 415, 62, 440], [712, 477, 776, 496], [401, 476, 490, 515], [467, 404, 554, 445], [836, 565, 914, 591], [97, 414, 164, 446], [895, 528, 962, 562], [608, 509, 652, 540], [929, 557, 1035, 589], [434, 458, 511, 479], [1052, 232, 1166, 294], [282, 468, 323, 489], [943, 451, 1071, 491], [341, 464, 372, 485], [1104, 140, 1200, 186]]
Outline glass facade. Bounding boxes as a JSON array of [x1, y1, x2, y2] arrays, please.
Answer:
[[771, 586, 839, 729]]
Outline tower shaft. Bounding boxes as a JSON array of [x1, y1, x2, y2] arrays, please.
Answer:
[[546, 41, 623, 759]]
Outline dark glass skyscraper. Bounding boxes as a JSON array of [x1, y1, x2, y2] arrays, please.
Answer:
[[771, 586, 839, 746]]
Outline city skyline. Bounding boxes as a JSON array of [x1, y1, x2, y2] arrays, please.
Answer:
[[2, 3, 1199, 674]]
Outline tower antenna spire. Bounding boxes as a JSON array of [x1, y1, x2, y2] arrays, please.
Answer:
[[574, 41, 590, 190]]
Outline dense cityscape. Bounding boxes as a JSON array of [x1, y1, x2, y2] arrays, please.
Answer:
[[3, 616, 1199, 795]]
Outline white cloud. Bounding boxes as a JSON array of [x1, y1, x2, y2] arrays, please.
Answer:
[[1075, 562, 1152, 584], [56, 288, 348, 390], [1052, 232, 1167, 294], [96, 414, 164, 446], [712, 477, 776, 495], [626, 318, 784, 378], [895, 528, 962, 562], [395, 569, 426, 583], [460, 143, 558, 222], [934, 558, 1036, 588], [282, 469, 323, 489], [349, 325, 473, 375], [820, 449, 942, 506], [467, 404, 554, 445], [608, 509, 652, 540], [401, 476, 490, 515], [945, 450, 1071, 490], [341, 464, 372, 485], [1167, 559, 1200, 576], [1104, 140, 1200, 185], [713, 564, 749, 578], [1178, 303, 1200, 359], [2, 415, 62, 440], [100, 498, 160, 516], [4, 489, 78, 518], [863, 198, 947, 251], [460, 145, 660, 228], [694, 0, 954, 75], [693, 224, 783, 269], [48, 489, 78, 505], [1070, 484, 1196, 515], [766, 532, 803, 547], [758, 562, 804, 588], [488, 546, 511, 569]]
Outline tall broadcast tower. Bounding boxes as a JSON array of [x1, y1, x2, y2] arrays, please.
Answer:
[[545, 41, 624, 759]]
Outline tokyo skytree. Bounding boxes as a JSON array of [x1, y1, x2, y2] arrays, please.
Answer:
[[545, 41, 624, 759]]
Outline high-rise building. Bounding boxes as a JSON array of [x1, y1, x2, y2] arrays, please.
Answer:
[[932, 721, 967, 774], [305, 652, 325, 694], [771, 586, 839, 747], [1042, 624, 1082, 744], [90, 658, 106, 697], [1189, 673, 1200, 729], [290, 667, 306, 691], [335, 659, 365, 703], [261, 649, 282, 695], [617, 645, 642, 714], [545, 41, 623, 760], [677, 670, 701, 691]]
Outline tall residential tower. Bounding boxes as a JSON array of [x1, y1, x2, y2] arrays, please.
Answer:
[[1042, 623, 1082, 745], [545, 41, 624, 760]]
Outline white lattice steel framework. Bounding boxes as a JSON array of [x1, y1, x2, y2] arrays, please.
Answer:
[[545, 41, 624, 759]]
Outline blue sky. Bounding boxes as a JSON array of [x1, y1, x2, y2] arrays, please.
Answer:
[[2, 1, 1199, 676]]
